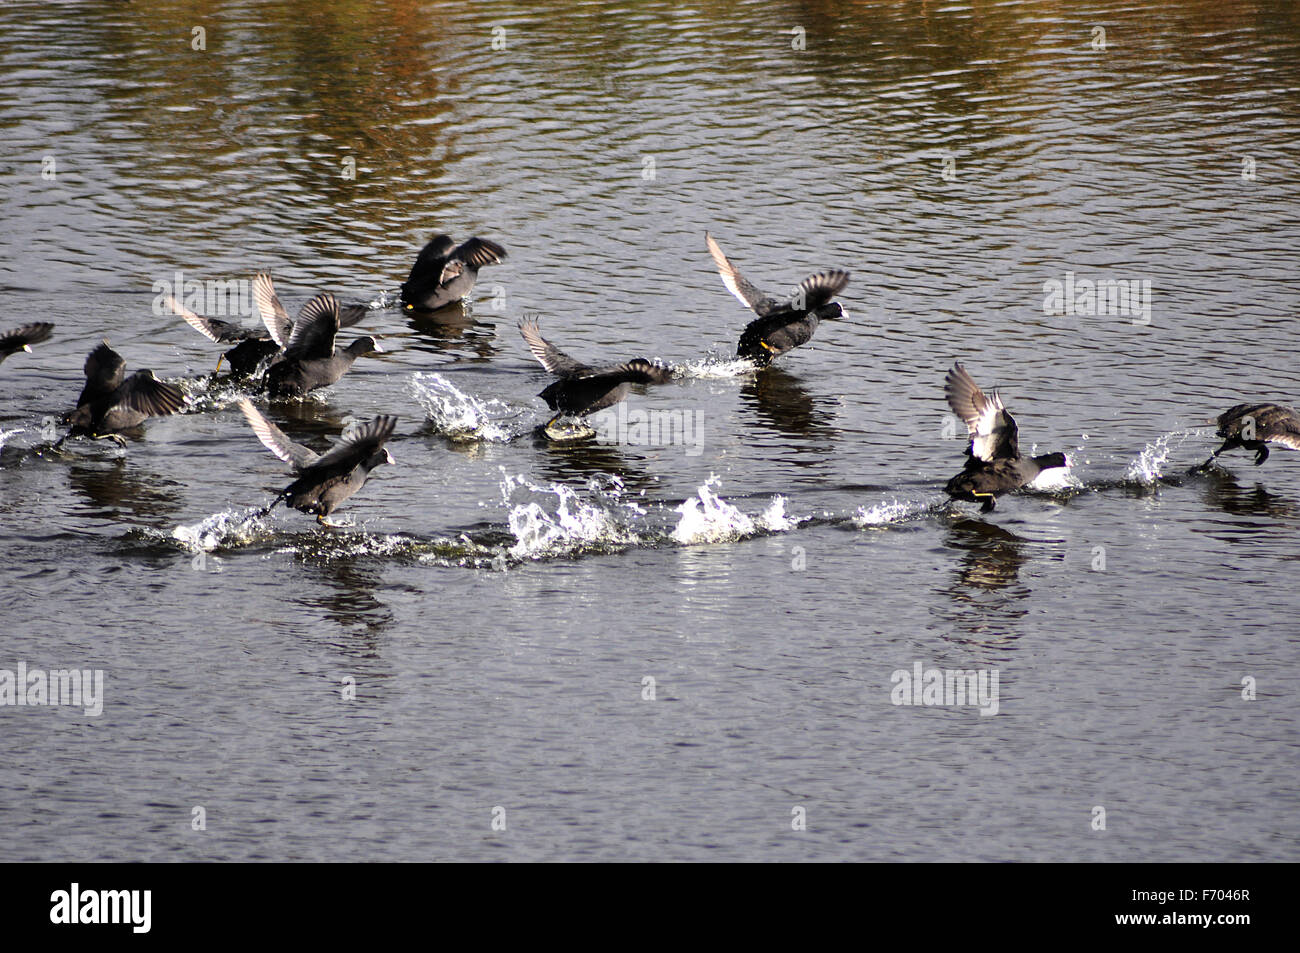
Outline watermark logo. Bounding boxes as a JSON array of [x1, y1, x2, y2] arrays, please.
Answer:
[[0, 662, 103, 716], [1043, 271, 1151, 326], [50, 884, 150, 933], [152, 270, 252, 319], [591, 403, 704, 456], [890, 660, 999, 716]]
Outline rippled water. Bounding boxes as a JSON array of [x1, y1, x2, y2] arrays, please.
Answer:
[[1, 0, 1298, 861]]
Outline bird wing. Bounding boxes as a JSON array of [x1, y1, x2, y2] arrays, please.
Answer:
[[404, 234, 458, 287], [116, 370, 186, 418], [518, 316, 592, 377], [600, 359, 673, 386], [452, 237, 507, 270], [438, 258, 465, 286], [0, 322, 54, 350], [166, 295, 258, 343], [76, 342, 127, 406], [944, 363, 1019, 461], [706, 232, 780, 316], [309, 415, 397, 471], [338, 304, 369, 329], [253, 273, 295, 348], [238, 398, 319, 471], [285, 292, 341, 359], [790, 270, 850, 310], [1264, 407, 1300, 450], [436, 238, 506, 286]]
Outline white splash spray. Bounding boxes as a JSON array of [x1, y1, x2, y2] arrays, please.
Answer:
[[411, 372, 521, 442]]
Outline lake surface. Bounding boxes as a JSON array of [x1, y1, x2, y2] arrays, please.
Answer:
[[1, 0, 1298, 861]]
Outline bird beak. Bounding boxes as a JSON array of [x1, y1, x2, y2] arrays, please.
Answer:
[[838, 306, 850, 322], [22, 345, 31, 352], [385, 449, 395, 465], [372, 341, 384, 353]]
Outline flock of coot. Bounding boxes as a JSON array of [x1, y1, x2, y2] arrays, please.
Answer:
[[2, 231, 1297, 522]]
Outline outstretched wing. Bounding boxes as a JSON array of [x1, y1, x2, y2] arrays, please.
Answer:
[[309, 415, 397, 471], [76, 342, 127, 406], [450, 237, 505, 271], [405, 234, 458, 287], [944, 362, 1019, 461], [603, 358, 673, 386], [1256, 404, 1300, 450], [0, 322, 54, 351], [116, 370, 186, 419], [238, 398, 319, 471], [285, 293, 341, 359], [706, 232, 780, 316], [339, 304, 369, 329], [790, 270, 850, 310], [166, 295, 261, 343], [253, 273, 295, 348], [518, 316, 592, 377]]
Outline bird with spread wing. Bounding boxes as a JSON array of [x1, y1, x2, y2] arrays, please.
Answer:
[[943, 362, 1067, 513], [705, 232, 850, 367]]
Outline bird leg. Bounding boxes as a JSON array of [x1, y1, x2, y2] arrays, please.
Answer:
[[975, 492, 997, 514], [214, 354, 225, 374], [1196, 438, 1235, 472], [1252, 443, 1270, 466]]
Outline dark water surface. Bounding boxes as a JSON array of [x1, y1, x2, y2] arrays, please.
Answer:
[[1, 0, 1298, 861]]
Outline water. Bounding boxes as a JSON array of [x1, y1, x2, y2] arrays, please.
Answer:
[[1, 0, 1298, 862]]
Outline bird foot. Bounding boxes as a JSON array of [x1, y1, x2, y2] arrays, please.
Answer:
[[542, 418, 596, 442]]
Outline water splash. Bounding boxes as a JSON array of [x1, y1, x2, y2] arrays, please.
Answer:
[[501, 470, 644, 559], [171, 507, 273, 552], [671, 354, 757, 379], [1125, 429, 1203, 486], [669, 476, 794, 543], [175, 375, 262, 413], [411, 372, 521, 442], [853, 497, 937, 527]]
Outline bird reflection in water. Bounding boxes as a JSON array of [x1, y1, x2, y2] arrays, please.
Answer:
[[936, 517, 1031, 658], [405, 305, 500, 363], [1202, 469, 1298, 520], [739, 367, 835, 441], [535, 437, 657, 494], [68, 461, 184, 522], [293, 557, 395, 646]]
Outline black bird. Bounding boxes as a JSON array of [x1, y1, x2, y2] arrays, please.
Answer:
[[1203, 402, 1300, 468], [519, 317, 673, 433], [61, 342, 186, 447], [238, 398, 396, 523], [256, 276, 380, 398], [705, 232, 850, 367], [943, 362, 1068, 512], [169, 277, 368, 377], [0, 322, 54, 367], [400, 235, 506, 312]]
